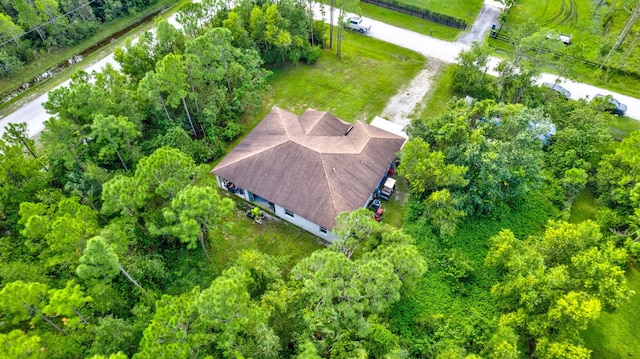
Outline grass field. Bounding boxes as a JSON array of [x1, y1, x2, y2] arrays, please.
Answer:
[[357, 2, 460, 40], [499, 0, 640, 98], [262, 33, 425, 123], [582, 268, 640, 358], [395, 0, 483, 24], [416, 63, 455, 119], [210, 192, 325, 270]]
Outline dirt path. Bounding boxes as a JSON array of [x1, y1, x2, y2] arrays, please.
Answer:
[[380, 0, 503, 128], [380, 60, 442, 128]]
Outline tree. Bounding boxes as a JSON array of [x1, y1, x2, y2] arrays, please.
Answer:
[[407, 99, 547, 215], [196, 266, 281, 358], [331, 208, 379, 259], [43, 280, 92, 328], [134, 146, 198, 201], [596, 131, 640, 232], [484, 220, 632, 356], [291, 222, 425, 357], [161, 185, 234, 261], [0, 281, 67, 335], [425, 189, 466, 238], [19, 196, 99, 269], [101, 175, 145, 218], [0, 133, 49, 233], [150, 53, 198, 136], [90, 114, 141, 171], [452, 41, 495, 99], [0, 330, 44, 358], [134, 288, 204, 359], [40, 116, 88, 172], [399, 137, 468, 195], [2, 122, 37, 158], [77, 236, 145, 292]]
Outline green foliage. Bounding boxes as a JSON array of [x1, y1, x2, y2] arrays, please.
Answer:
[[135, 288, 203, 359], [596, 131, 640, 236], [196, 266, 281, 358], [161, 185, 234, 258], [0, 280, 49, 325], [485, 220, 632, 356], [452, 42, 496, 100], [0, 329, 44, 358], [43, 280, 92, 328], [292, 217, 425, 357], [408, 99, 547, 217], [19, 196, 99, 270]]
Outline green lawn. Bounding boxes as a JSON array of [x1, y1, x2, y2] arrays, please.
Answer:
[[499, 0, 640, 98], [263, 33, 425, 123], [569, 186, 598, 224], [209, 191, 324, 271], [416, 63, 455, 119], [357, 3, 461, 41], [394, 0, 483, 24], [582, 267, 640, 358], [507, 0, 595, 37]]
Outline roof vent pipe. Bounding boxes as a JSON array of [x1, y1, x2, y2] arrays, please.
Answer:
[[344, 126, 353, 136]]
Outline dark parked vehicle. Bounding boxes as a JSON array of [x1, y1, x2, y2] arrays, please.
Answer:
[[593, 94, 627, 116], [542, 82, 571, 99]]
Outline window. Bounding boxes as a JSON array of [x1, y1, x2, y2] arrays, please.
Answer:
[[285, 209, 294, 218], [319, 227, 327, 234]]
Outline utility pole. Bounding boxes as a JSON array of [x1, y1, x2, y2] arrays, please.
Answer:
[[601, 0, 640, 68]]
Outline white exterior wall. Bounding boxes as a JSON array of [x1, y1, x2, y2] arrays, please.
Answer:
[[215, 175, 250, 201], [215, 175, 337, 243], [273, 204, 338, 243]]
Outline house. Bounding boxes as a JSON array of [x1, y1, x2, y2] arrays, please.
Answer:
[[211, 107, 406, 242]]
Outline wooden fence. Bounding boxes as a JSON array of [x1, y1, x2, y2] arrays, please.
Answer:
[[490, 30, 600, 68], [360, 0, 467, 29]]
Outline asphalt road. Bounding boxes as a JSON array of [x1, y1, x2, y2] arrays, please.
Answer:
[[2, 1, 639, 138]]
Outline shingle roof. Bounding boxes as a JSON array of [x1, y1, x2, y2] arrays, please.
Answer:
[[212, 107, 405, 229]]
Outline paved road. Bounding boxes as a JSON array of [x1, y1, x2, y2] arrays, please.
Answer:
[[2, 1, 640, 138]]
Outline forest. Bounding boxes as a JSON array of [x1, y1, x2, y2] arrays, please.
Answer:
[[0, 0, 639, 358], [0, 0, 163, 78]]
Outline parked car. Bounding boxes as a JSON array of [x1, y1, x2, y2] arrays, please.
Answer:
[[345, 17, 371, 33], [542, 82, 571, 99], [593, 94, 627, 116]]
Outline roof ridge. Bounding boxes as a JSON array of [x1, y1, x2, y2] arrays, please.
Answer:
[[274, 107, 292, 140], [319, 155, 340, 222], [214, 140, 291, 173]]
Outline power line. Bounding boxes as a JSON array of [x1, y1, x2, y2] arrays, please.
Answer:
[[0, 0, 99, 47]]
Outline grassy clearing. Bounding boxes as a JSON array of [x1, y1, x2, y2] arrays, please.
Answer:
[[582, 268, 640, 358], [263, 34, 425, 123], [394, 0, 483, 24], [357, 2, 460, 40], [498, 0, 640, 98], [569, 186, 598, 223], [415, 63, 455, 119], [381, 176, 410, 228], [210, 191, 324, 271], [0, 0, 186, 117], [507, 0, 595, 39]]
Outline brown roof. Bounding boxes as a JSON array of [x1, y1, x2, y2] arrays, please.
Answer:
[[212, 107, 405, 229]]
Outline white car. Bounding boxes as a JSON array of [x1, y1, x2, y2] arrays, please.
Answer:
[[346, 17, 371, 33]]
